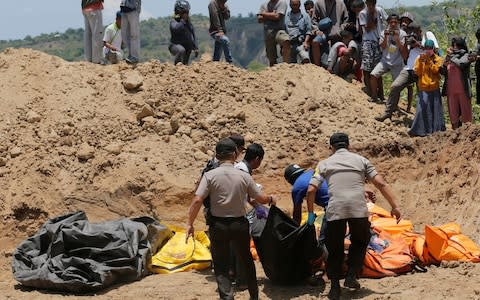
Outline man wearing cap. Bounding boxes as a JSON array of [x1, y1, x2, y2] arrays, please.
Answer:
[[284, 164, 328, 231], [196, 134, 245, 225], [187, 138, 276, 300], [103, 12, 123, 64], [399, 12, 414, 32], [285, 163, 377, 241], [306, 132, 400, 300], [375, 21, 423, 122]]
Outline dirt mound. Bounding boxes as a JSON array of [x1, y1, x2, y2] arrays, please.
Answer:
[[1, 48, 480, 299]]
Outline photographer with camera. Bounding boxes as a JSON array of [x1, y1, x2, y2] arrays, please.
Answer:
[[369, 13, 408, 103], [375, 21, 424, 122], [169, 0, 199, 65], [441, 37, 472, 130]]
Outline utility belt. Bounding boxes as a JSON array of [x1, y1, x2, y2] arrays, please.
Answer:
[[210, 215, 247, 223]]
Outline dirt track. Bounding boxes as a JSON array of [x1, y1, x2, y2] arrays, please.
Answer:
[[1, 48, 480, 299]]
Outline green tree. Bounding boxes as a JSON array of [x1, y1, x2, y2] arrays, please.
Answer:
[[432, 0, 480, 49]]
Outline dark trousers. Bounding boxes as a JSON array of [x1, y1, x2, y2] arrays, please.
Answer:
[[325, 218, 371, 281], [209, 217, 258, 300], [319, 212, 328, 244]]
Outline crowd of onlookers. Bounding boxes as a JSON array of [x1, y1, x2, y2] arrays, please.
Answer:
[[81, 0, 480, 136], [257, 0, 480, 136]]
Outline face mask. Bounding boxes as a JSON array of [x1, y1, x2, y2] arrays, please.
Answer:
[[425, 49, 434, 56]]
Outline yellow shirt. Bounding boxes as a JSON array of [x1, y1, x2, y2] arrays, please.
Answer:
[[414, 53, 443, 92]]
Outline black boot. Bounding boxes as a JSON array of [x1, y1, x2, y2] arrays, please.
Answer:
[[374, 113, 392, 122], [328, 280, 341, 300], [344, 274, 361, 289]]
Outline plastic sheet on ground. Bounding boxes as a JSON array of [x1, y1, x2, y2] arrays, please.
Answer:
[[12, 211, 172, 293]]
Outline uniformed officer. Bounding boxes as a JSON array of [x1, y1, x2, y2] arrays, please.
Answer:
[[187, 137, 276, 300]]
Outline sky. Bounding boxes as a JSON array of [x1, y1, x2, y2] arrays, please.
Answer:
[[1, 0, 440, 40]]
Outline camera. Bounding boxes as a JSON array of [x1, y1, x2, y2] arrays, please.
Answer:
[[405, 33, 418, 45], [389, 30, 395, 36]]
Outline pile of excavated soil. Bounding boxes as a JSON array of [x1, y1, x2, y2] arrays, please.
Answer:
[[1, 48, 479, 299]]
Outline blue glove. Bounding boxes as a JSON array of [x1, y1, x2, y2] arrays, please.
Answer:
[[307, 212, 316, 226], [255, 205, 269, 219]]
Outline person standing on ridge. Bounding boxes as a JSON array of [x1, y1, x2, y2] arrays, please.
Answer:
[[81, 0, 104, 64], [208, 0, 233, 63], [120, 0, 141, 64], [257, 0, 291, 66]]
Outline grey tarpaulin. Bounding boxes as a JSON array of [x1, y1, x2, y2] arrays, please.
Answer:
[[12, 211, 173, 293]]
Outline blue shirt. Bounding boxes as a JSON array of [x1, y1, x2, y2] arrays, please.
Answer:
[[292, 169, 329, 207], [285, 11, 312, 40]]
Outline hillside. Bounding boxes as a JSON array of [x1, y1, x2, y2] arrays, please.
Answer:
[[0, 15, 266, 68], [1, 48, 480, 299]]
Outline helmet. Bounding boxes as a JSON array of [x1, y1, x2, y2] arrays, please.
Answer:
[[284, 164, 305, 185], [174, 0, 191, 14]]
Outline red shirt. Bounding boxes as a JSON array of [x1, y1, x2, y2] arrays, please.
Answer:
[[83, 1, 103, 12]]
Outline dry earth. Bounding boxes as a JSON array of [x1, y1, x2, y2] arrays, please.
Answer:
[[0, 48, 480, 299]]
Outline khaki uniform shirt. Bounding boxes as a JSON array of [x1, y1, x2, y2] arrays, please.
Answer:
[[309, 149, 377, 221], [196, 162, 260, 218]]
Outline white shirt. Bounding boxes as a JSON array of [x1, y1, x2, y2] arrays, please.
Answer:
[[359, 6, 388, 42], [234, 161, 263, 203], [405, 47, 423, 70], [103, 22, 122, 54]]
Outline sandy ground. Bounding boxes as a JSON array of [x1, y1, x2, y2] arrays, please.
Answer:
[[1, 48, 480, 299]]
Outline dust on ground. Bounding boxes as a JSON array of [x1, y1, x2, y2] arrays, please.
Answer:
[[1, 48, 480, 299]]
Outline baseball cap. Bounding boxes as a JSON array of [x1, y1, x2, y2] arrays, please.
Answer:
[[400, 12, 415, 22], [284, 164, 305, 185], [424, 39, 435, 49], [330, 132, 349, 148], [116, 11, 122, 19], [216, 138, 237, 156]]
